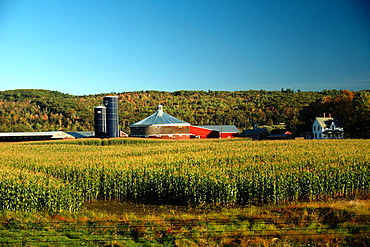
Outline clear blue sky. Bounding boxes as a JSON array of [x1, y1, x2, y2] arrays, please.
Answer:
[[0, 1, 369, 95]]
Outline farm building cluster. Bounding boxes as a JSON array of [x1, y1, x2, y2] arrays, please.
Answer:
[[129, 104, 239, 139], [0, 96, 345, 141]]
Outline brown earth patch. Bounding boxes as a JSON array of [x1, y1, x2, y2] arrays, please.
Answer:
[[83, 200, 226, 216]]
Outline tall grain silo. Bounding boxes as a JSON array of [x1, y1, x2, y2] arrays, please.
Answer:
[[103, 96, 119, 138], [94, 106, 107, 138]]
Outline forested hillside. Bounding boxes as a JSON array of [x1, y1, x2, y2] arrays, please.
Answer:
[[0, 89, 368, 137]]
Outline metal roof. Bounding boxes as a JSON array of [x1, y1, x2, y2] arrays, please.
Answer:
[[0, 131, 94, 139], [65, 131, 94, 138], [240, 128, 269, 136], [0, 131, 69, 138], [130, 105, 190, 127], [193, 125, 239, 133], [315, 117, 343, 128]]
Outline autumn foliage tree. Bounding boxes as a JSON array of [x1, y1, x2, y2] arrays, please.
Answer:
[[2, 88, 369, 138], [298, 90, 370, 138]]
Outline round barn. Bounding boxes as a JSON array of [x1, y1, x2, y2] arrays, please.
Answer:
[[129, 105, 192, 139]]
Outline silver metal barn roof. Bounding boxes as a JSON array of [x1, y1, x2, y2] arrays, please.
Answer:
[[193, 125, 240, 133], [0, 131, 94, 141], [0, 131, 71, 138], [130, 105, 190, 127]]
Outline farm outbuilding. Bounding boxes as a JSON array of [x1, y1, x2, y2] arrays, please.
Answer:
[[0, 131, 94, 142], [266, 129, 293, 140], [190, 125, 239, 138], [239, 128, 270, 140], [129, 105, 192, 139]]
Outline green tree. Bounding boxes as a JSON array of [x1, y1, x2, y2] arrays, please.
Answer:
[[351, 91, 370, 138]]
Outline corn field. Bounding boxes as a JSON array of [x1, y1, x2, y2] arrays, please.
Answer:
[[0, 139, 369, 212], [0, 166, 82, 212]]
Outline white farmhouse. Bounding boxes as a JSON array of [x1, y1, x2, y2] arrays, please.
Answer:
[[312, 117, 344, 139]]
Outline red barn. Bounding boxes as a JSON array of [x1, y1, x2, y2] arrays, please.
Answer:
[[190, 125, 239, 139]]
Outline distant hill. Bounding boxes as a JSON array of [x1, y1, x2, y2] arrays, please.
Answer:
[[0, 88, 365, 136]]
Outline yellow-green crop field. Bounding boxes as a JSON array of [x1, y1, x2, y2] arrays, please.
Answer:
[[0, 138, 369, 212]]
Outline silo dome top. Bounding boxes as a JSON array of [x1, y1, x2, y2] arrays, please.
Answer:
[[157, 105, 163, 116]]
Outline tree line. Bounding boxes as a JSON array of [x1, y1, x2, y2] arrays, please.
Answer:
[[0, 89, 368, 138]]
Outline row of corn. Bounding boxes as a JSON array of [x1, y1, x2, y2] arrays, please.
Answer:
[[0, 166, 83, 212], [0, 139, 369, 211], [5, 160, 369, 208]]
